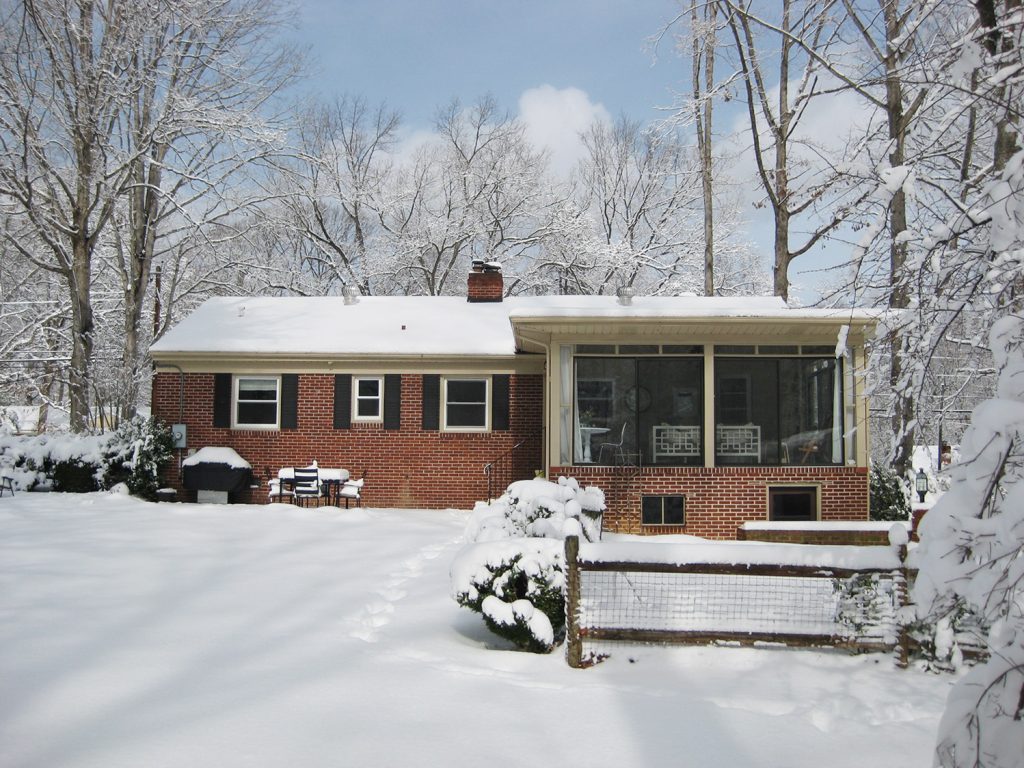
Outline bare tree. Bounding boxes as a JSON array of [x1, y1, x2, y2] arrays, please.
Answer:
[[570, 115, 705, 293], [375, 97, 550, 295], [0, 0, 299, 429]]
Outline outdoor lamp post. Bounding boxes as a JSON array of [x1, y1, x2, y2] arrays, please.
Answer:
[[915, 468, 928, 503]]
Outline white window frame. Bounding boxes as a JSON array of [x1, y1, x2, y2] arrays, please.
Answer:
[[232, 375, 281, 430], [352, 376, 384, 422], [442, 376, 490, 432]]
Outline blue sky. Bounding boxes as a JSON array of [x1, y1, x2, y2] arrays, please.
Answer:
[[290, 0, 852, 302], [294, 0, 682, 127]]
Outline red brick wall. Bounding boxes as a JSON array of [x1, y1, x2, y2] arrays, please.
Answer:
[[737, 528, 889, 545], [153, 372, 543, 508], [552, 465, 869, 540], [466, 271, 503, 302]]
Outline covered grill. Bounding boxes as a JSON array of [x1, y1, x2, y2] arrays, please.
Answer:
[[181, 447, 253, 503]]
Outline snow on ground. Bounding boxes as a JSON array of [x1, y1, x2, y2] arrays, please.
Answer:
[[0, 493, 953, 768]]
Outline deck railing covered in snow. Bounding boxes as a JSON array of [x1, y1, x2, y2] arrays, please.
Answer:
[[563, 534, 914, 668]]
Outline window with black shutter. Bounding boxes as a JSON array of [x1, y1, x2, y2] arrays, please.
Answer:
[[422, 375, 440, 430], [334, 374, 352, 429], [491, 374, 510, 431], [383, 374, 401, 430]]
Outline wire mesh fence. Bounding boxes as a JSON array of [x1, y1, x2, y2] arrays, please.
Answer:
[[564, 537, 910, 668]]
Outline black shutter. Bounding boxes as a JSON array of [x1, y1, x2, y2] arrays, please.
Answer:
[[422, 374, 440, 430], [491, 374, 510, 431], [213, 373, 231, 428], [383, 374, 402, 430], [280, 374, 298, 429], [334, 374, 352, 429]]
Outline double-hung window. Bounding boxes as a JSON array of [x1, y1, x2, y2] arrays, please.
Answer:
[[234, 376, 280, 429], [353, 377, 384, 422], [443, 377, 489, 431]]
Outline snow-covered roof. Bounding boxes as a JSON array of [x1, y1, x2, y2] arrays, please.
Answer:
[[150, 294, 879, 358]]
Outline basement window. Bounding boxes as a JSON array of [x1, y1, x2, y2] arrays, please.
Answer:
[[768, 486, 818, 522], [641, 495, 685, 526]]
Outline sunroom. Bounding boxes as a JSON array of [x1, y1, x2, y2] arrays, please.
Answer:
[[566, 341, 847, 468], [509, 296, 877, 535]]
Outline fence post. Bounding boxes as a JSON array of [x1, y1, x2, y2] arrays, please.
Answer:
[[564, 535, 583, 668], [895, 543, 910, 668]]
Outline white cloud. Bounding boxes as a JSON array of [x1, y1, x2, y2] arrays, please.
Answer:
[[517, 85, 611, 176]]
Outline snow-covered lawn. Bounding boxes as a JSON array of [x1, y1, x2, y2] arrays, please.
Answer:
[[1, 493, 952, 767]]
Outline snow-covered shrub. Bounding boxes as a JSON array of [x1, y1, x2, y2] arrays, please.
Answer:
[[451, 477, 606, 652], [103, 417, 174, 500], [869, 465, 910, 521], [0, 417, 174, 499], [52, 458, 101, 492], [464, 476, 606, 544], [451, 538, 566, 653]]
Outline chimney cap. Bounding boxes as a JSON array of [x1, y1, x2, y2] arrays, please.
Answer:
[[471, 258, 501, 273], [616, 285, 634, 306], [342, 284, 361, 305]]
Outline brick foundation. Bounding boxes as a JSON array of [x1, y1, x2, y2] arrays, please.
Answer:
[[553, 464, 869, 540], [737, 528, 890, 546], [153, 371, 543, 509]]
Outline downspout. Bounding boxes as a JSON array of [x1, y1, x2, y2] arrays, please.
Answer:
[[156, 362, 186, 474]]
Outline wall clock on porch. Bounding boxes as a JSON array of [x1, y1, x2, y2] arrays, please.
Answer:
[[624, 385, 652, 412]]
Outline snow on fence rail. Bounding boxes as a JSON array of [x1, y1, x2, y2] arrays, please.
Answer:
[[563, 535, 913, 668]]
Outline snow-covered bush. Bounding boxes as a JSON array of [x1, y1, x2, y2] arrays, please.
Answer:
[[464, 476, 606, 544], [869, 465, 910, 521], [452, 538, 566, 653], [0, 417, 173, 500], [451, 477, 606, 652], [103, 417, 175, 500]]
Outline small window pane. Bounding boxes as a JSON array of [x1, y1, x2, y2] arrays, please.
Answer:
[[641, 496, 662, 525], [618, 344, 659, 354], [575, 344, 615, 354], [447, 380, 486, 403], [357, 379, 380, 397], [663, 345, 704, 355], [447, 403, 486, 427], [238, 379, 277, 400], [759, 345, 798, 355], [356, 399, 379, 417], [237, 402, 276, 425], [716, 345, 755, 355], [663, 496, 685, 524], [802, 345, 835, 356]]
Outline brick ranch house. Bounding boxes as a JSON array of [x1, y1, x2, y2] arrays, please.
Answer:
[[150, 264, 879, 539]]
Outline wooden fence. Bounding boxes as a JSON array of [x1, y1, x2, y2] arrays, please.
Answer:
[[564, 536, 913, 668]]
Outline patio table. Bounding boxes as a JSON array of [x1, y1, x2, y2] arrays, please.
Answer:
[[578, 426, 610, 463], [276, 467, 351, 505]]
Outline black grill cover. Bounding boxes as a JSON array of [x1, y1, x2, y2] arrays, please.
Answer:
[[181, 462, 252, 493]]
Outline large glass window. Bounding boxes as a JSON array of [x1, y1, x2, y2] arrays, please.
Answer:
[[714, 356, 842, 466], [234, 376, 279, 428], [574, 357, 703, 466], [443, 378, 488, 431]]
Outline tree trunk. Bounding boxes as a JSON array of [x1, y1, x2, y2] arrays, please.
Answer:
[[693, 0, 716, 296], [883, 0, 914, 477]]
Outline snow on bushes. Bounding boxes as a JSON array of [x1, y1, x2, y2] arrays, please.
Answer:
[[451, 477, 605, 653], [0, 417, 174, 500]]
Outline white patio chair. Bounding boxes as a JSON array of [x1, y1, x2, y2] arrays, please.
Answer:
[[597, 422, 628, 465]]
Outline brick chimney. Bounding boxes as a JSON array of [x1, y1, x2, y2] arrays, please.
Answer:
[[467, 259, 503, 302]]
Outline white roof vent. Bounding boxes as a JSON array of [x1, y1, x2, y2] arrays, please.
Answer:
[[342, 285, 361, 305], [616, 286, 634, 306]]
